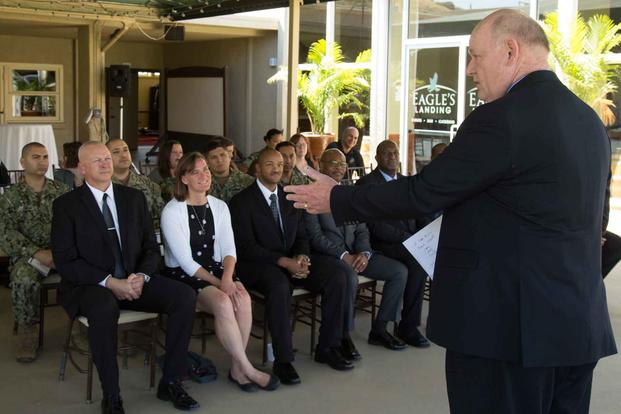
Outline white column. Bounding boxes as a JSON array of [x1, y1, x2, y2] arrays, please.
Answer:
[[369, 0, 389, 155], [399, 0, 411, 174], [276, 7, 288, 132], [558, 0, 578, 39], [286, 0, 300, 137]]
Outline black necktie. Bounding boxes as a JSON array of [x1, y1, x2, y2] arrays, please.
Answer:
[[102, 193, 126, 278], [269, 193, 286, 245], [269, 193, 281, 229]]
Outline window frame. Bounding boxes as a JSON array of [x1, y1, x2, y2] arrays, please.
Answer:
[[2, 62, 63, 123]]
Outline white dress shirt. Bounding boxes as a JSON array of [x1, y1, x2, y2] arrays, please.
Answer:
[[85, 181, 121, 286], [256, 179, 283, 231]]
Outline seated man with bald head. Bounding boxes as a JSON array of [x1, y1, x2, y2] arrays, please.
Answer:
[[304, 148, 408, 354], [229, 148, 352, 385], [52, 141, 198, 413], [356, 140, 430, 348], [326, 127, 365, 170]]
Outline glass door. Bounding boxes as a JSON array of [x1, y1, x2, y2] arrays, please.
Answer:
[[400, 36, 472, 173]]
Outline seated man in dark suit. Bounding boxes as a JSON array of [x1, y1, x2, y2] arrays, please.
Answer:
[[51, 142, 199, 414], [229, 148, 352, 385], [356, 140, 430, 347], [304, 148, 408, 352]]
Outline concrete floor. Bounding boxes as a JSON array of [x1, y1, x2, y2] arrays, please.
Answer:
[[2, 243, 621, 413]]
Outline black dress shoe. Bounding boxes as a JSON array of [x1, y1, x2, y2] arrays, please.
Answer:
[[228, 371, 259, 392], [314, 347, 354, 371], [272, 362, 301, 385], [101, 396, 125, 414], [255, 373, 281, 391], [398, 328, 431, 348], [156, 380, 200, 410], [368, 330, 407, 350], [340, 336, 361, 361]]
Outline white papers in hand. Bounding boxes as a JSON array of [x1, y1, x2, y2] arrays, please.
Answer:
[[402, 215, 442, 279]]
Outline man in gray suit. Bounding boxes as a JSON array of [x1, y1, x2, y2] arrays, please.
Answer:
[[304, 149, 408, 355]]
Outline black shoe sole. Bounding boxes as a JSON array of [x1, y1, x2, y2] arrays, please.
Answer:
[[314, 355, 354, 371], [156, 391, 200, 411], [367, 337, 407, 350]]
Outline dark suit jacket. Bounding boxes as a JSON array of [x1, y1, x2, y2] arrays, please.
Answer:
[[356, 168, 420, 248], [303, 210, 371, 258], [332, 70, 616, 367], [229, 181, 309, 264], [51, 183, 160, 318]]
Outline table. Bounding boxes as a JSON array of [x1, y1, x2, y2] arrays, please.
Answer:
[[0, 124, 59, 179]]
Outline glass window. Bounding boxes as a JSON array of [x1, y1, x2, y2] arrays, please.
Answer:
[[409, 0, 531, 38], [4, 64, 63, 122], [300, 2, 327, 62], [335, 0, 373, 60]]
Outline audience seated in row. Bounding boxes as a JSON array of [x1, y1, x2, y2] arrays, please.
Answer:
[[229, 148, 354, 384], [160, 152, 279, 393], [51, 141, 199, 413]]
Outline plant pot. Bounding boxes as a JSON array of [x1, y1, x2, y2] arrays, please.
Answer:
[[21, 110, 42, 117], [304, 132, 335, 159]]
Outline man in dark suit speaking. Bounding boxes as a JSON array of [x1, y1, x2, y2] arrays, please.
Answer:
[[286, 9, 616, 414], [52, 142, 199, 413]]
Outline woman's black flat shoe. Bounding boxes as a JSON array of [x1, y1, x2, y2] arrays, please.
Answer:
[[228, 371, 259, 393], [256, 373, 280, 391]]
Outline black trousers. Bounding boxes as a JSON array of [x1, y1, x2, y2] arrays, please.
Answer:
[[237, 255, 347, 362], [445, 350, 597, 414], [76, 277, 196, 397], [602, 231, 621, 278], [375, 242, 427, 332]]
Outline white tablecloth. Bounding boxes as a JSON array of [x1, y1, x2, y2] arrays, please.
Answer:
[[0, 124, 59, 179]]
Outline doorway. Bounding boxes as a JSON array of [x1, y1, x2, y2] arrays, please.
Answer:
[[400, 35, 480, 172]]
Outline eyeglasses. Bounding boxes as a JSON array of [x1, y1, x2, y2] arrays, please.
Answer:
[[326, 160, 348, 168]]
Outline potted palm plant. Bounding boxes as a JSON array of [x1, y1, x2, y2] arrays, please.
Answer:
[[543, 12, 621, 126], [269, 39, 371, 157]]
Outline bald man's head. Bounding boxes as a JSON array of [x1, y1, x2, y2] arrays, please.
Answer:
[[78, 141, 113, 188], [320, 149, 347, 182], [375, 140, 399, 176], [467, 9, 549, 102]]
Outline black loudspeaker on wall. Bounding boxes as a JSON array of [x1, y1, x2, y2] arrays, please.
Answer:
[[107, 65, 130, 97]]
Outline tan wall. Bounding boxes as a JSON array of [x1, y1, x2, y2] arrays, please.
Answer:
[[106, 41, 164, 70], [163, 33, 278, 155], [0, 34, 75, 158]]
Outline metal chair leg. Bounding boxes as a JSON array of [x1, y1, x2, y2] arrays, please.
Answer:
[[310, 297, 317, 354], [38, 288, 46, 348], [59, 318, 74, 381], [150, 320, 156, 389], [262, 305, 268, 365], [86, 353, 93, 404]]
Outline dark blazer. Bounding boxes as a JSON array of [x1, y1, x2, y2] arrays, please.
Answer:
[[303, 211, 371, 258], [229, 181, 309, 264], [356, 168, 420, 247], [51, 183, 160, 318], [331, 70, 616, 367]]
